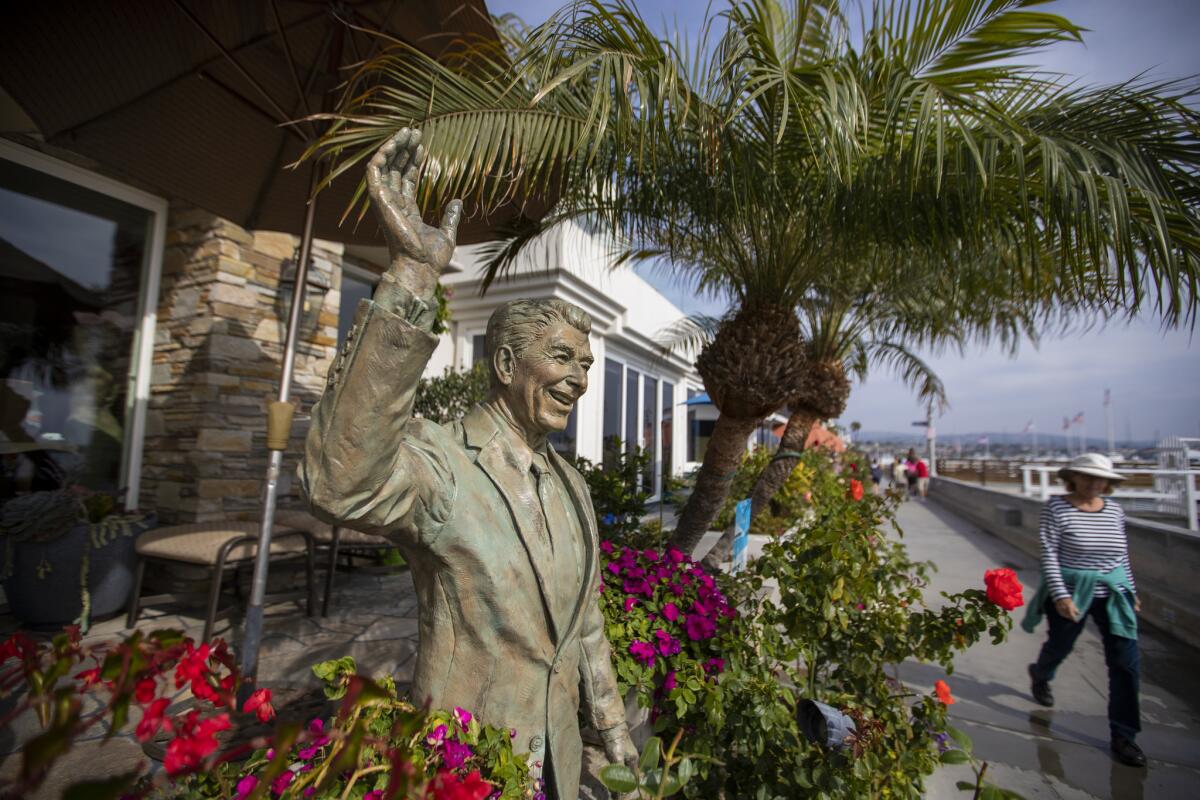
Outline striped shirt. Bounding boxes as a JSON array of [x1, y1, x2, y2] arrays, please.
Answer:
[[1039, 496, 1135, 601]]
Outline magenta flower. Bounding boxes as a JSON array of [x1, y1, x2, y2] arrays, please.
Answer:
[[685, 613, 716, 641], [662, 602, 680, 622], [444, 739, 474, 769], [703, 657, 725, 675], [427, 723, 448, 746], [235, 775, 258, 800], [654, 628, 681, 657], [600, 540, 614, 554], [629, 640, 656, 666], [644, 548, 660, 562], [666, 547, 686, 563], [454, 706, 473, 728], [606, 562, 622, 576], [364, 792, 384, 800], [623, 597, 638, 612], [663, 670, 677, 692], [271, 769, 294, 796]]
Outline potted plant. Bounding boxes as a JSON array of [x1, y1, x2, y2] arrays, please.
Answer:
[[1, 485, 155, 630]]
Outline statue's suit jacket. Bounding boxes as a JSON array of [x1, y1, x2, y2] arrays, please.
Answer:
[[300, 298, 626, 800]]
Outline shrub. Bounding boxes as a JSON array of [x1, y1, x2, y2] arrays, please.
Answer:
[[413, 362, 489, 424], [573, 444, 660, 547], [0, 629, 530, 800], [600, 448, 1019, 799]]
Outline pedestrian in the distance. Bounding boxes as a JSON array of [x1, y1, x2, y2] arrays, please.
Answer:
[[916, 457, 930, 498], [891, 454, 909, 499], [1021, 453, 1144, 767], [869, 458, 883, 495], [904, 449, 919, 497]]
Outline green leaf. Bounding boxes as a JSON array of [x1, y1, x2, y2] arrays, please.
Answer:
[[956, 780, 977, 790], [599, 764, 640, 793], [62, 770, 141, 800], [947, 726, 973, 752], [940, 749, 970, 764], [639, 736, 661, 772]]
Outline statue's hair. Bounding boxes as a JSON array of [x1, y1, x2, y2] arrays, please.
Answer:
[[484, 299, 592, 388]]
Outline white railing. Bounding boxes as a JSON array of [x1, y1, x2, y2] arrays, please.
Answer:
[[1019, 466, 1200, 532]]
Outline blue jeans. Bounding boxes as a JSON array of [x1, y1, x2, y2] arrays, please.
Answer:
[[1032, 597, 1141, 741]]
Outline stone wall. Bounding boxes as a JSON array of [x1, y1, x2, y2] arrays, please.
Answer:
[[140, 207, 342, 523], [929, 476, 1200, 652]]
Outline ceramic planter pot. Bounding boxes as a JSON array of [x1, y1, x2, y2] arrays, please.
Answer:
[[3, 514, 156, 629]]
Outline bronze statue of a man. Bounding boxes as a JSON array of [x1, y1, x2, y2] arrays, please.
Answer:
[[300, 129, 636, 798]]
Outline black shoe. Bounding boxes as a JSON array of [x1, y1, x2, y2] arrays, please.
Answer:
[[1028, 664, 1053, 707], [1111, 736, 1147, 767]]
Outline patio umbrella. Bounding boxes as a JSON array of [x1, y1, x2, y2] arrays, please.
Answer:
[[0, 0, 508, 689]]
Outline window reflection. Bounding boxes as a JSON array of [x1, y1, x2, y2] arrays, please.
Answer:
[[1, 158, 152, 501]]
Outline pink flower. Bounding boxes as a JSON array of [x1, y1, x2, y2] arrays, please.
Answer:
[[666, 547, 686, 564], [662, 602, 679, 622], [427, 723, 448, 746], [703, 658, 725, 675], [662, 671, 677, 692], [600, 541, 614, 554], [628, 641, 656, 667], [272, 770, 295, 796], [235, 775, 258, 800], [654, 629, 681, 657], [644, 549, 660, 562], [364, 790, 384, 800], [606, 562, 622, 576], [454, 706, 473, 728], [684, 613, 716, 641], [443, 739, 474, 769], [623, 597, 638, 612]]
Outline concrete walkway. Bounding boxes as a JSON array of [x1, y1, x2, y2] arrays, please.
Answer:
[[892, 498, 1200, 799]]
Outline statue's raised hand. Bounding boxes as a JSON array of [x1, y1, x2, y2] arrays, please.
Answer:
[[367, 128, 462, 302]]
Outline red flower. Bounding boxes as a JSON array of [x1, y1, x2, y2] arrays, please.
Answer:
[[847, 478, 864, 501], [426, 769, 492, 800], [243, 688, 275, 723], [934, 679, 955, 706], [984, 568, 1025, 611], [136, 697, 173, 741], [163, 709, 230, 775], [135, 678, 157, 704]]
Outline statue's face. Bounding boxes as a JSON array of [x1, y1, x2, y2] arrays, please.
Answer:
[[502, 321, 593, 437]]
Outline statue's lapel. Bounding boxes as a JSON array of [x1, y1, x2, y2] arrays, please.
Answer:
[[462, 407, 559, 642], [549, 447, 598, 645]]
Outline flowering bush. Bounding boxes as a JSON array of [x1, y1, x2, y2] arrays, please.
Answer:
[[573, 444, 657, 546], [0, 630, 530, 800], [598, 542, 735, 729], [602, 448, 1020, 798]]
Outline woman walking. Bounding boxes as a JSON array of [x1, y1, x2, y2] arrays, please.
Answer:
[[1021, 454, 1144, 767]]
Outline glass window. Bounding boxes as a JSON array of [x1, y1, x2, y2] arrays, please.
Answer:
[[625, 368, 639, 455], [662, 381, 674, 488], [602, 358, 623, 465], [338, 268, 375, 347], [687, 388, 699, 461], [0, 156, 154, 498], [643, 376, 657, 492], [471, 334, 487, 366]]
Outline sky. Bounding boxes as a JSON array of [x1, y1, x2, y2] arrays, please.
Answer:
[[488, 0, 1200, 441]]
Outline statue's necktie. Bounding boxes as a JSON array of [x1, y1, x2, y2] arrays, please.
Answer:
[[531, 455, 582, 628]]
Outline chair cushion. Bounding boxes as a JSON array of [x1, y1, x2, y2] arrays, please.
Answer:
[[274, 509, 391, 548], [135, 522, 309, 566]]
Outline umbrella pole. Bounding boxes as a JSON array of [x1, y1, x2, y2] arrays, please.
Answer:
[[238, 168, 321, 692]]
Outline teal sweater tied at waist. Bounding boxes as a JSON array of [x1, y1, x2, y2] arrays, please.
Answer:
[[1021, 564, 1138, 640]]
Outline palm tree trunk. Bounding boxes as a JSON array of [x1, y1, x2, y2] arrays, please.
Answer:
[[669, 413, 760, 556], [749, 407, 819, 517]]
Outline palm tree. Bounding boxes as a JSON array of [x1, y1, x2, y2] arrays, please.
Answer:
[[306, 0, 1200, 553]]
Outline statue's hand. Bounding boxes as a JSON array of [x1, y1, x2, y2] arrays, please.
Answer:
[[366, 128, 462, 301], [601, 725, 639, 798]]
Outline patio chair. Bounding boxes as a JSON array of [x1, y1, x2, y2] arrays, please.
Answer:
[[272, 509, 394, 616], [124, 521, 316, 642]]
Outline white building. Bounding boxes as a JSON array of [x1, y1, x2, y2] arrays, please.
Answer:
[[340, 220, 715, 502]]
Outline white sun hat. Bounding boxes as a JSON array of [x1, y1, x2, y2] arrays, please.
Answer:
[[1057, 453, 1125, 482]]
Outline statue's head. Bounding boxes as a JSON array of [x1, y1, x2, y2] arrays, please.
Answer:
[[485, 299, 593, 437]]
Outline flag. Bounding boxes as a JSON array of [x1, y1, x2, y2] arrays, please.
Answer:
[[1073, 411, 1085, 424], [1104, 388, 1111, 406], [1023, 419, 1035, 433], [1062, 416, 1070, 431]]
